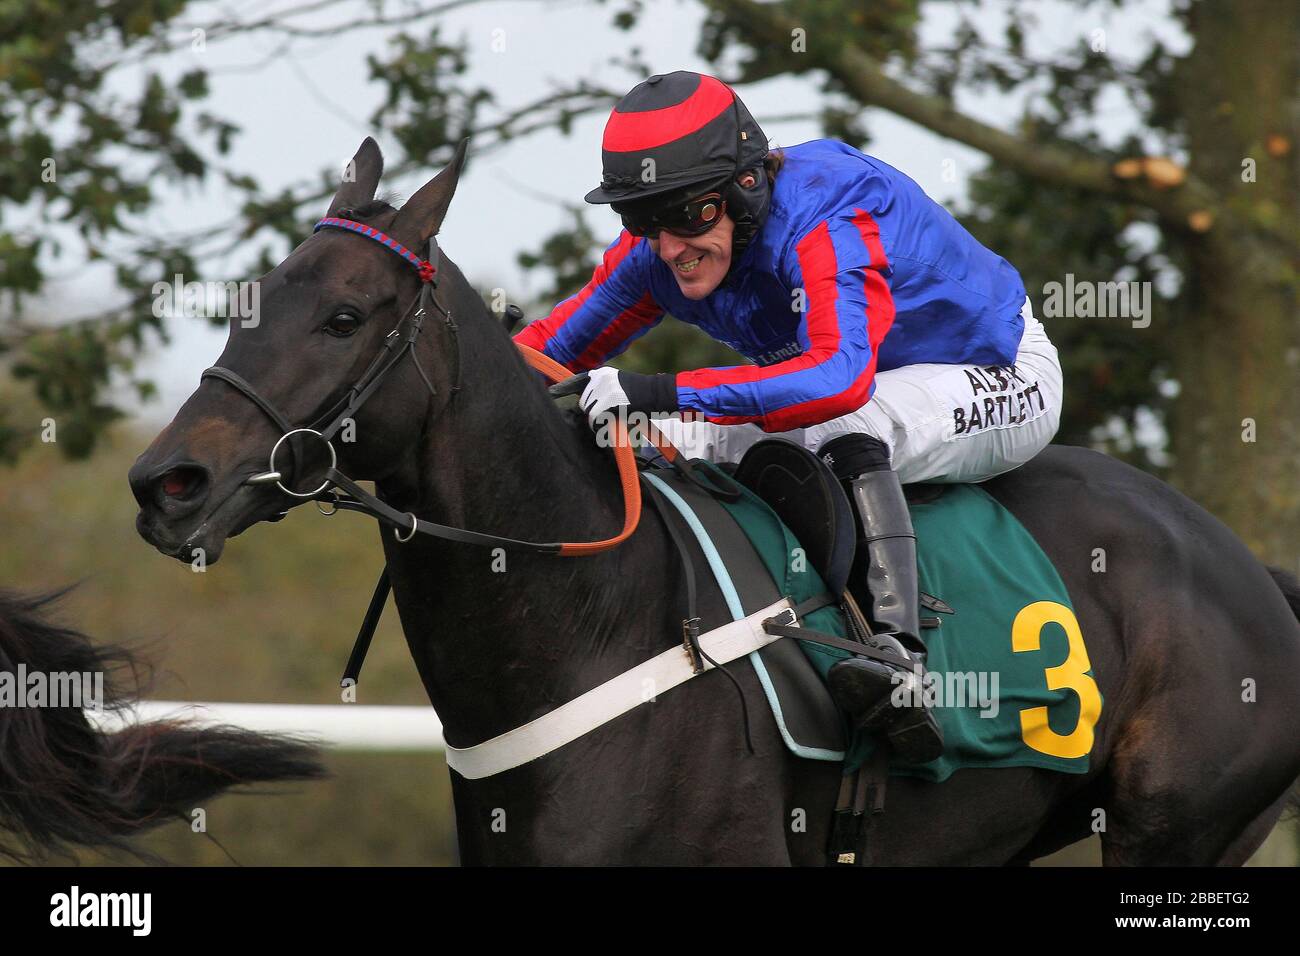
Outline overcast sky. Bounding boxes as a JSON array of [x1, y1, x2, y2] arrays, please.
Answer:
[[26, 0, 1185, 421]]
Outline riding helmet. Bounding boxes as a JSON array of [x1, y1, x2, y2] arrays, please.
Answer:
[[584, 71, 773, 259]]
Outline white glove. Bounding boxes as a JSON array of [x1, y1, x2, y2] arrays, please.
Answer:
[[579, 367, 629, 428]]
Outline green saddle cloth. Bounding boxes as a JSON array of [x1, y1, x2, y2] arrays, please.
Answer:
[[705, 465, 1103, 781]]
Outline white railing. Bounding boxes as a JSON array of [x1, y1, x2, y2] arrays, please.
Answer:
[[89, 701, 447, 753]]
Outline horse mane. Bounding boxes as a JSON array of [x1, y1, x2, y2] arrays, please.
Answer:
[[334, 195, 399, 221]]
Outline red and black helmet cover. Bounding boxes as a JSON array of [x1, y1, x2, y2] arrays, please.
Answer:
[[585, 71, 769, 206]]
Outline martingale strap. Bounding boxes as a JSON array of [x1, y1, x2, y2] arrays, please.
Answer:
[[513, 344, 645, 554], [320, 346, 646, 557], [443, 597, 796, 779]]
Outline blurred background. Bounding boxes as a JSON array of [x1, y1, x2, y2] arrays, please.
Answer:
[[0, 0, 1295, 864]]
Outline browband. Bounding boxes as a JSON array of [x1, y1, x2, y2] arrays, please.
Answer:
[[314, 217, 437, 284]]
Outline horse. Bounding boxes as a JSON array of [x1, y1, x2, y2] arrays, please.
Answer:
[[128, 137, 1300, 865], [0, 587, 323, 862]]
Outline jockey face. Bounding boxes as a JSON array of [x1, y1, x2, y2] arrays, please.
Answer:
[[648, 171, 755, 300], [651, 213, 734, 300]]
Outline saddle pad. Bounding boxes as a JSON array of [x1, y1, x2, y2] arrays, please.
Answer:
[[703, 464, 1102, 782], [643, 470, 848, 761], [897, 483, 1102, 780]]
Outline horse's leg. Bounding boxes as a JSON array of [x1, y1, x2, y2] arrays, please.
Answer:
[[1100, 699, 1300, 866], [1213, 787, 1295, 866], [978, 447, 1300, 866], [1102, 566, 1300, 864], [1097, 559, 1300, 864], [857, 768, 1079, 865], [1099, 779, 1288, 867]]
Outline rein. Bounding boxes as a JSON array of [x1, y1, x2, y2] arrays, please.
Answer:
[[198, 215, 867, 789], [203, 216, 748, 688], [201, 217, 645, 557]]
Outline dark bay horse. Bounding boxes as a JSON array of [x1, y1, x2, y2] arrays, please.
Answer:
[[128, 138, 1300, 865]]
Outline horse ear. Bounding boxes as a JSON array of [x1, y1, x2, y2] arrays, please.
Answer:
[[326, 137, 384, 218], [390, 138, 470, 248]]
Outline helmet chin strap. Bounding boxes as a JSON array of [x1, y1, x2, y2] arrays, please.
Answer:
[[722, 164, 772, 280], [722, 94, 772, 264]]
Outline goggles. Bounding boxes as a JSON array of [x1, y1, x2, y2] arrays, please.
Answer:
[[615, 189, 728, 239]]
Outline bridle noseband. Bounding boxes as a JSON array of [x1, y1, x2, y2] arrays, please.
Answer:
[[202, 217, 454, 500], [198, 214, 746, 689], [200, 216, 645, 557]]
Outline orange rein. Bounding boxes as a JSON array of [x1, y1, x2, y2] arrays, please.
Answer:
[[515, 343, 658, 557]]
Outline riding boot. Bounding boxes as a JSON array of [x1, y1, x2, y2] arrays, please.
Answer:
[[818, 433, 944, 765]]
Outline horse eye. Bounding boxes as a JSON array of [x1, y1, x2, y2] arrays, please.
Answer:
[[324, 313, 360, 337]]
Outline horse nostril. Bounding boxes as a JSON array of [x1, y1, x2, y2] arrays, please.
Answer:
[[157, 466, 208, 502], [128, 458, 212, 513]]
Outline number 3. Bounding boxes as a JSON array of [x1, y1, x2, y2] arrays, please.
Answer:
[[1011, 601, 1102, 759]]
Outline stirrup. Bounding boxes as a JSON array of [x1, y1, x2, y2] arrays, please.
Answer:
[[826, 650, 905, 719], [865, 697, 944, 764], [829, 651, 944, 764]]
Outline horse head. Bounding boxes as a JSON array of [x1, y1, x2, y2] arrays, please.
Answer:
[[129, 137, 472, 564]]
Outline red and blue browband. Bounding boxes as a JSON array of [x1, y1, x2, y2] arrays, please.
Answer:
[[314, 217, 437, 284]]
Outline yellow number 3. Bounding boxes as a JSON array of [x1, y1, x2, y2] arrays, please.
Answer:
[[1011, 601, 1102, 759]]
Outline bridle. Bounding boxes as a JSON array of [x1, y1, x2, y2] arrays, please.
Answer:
[[202, 217, 447, 500], [201, 215, 648, 556], [200, 215, 750, 684], [197, 212, 800, 770]]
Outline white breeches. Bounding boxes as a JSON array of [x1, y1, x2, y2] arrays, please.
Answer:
[[655, 299, 1063, 484]]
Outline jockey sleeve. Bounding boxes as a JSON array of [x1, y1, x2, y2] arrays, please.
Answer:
[[675, 210, 894, 431], [514, 139, 1027, 432], [512, 231, 665, 371]]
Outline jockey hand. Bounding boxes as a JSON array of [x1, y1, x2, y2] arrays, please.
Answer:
[[579, 367, 678, 428]]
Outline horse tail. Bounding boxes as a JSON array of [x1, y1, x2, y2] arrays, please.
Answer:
[[0, 587, 325, 862]]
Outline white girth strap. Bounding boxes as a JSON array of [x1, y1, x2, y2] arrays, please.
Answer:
[[444, 597, 796, 779]]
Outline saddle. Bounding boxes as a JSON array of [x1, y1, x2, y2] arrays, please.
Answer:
[[643, 439, 865, 761], [731, 439, 857, 601], [647, 439, 957, 764], [729, 441, 951, 619]]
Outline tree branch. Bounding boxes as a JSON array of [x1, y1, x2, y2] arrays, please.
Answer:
[[705, 0, 1220, 230]]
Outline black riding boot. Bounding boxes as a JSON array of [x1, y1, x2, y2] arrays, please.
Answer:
[[818, 433, 944, 765]]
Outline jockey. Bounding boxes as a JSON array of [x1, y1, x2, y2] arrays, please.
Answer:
[[515, 71, 1063, 764]]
